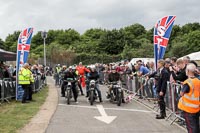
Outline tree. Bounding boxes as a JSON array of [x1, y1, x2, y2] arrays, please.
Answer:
[[187, 30, 200, 52], [31, 31, 44, 49], [181, 22, 200, 34], [0, 38, 4, 49], [99, 29, 125, 55], [124, 23, 146, 38], [4, 31, 20, 51]]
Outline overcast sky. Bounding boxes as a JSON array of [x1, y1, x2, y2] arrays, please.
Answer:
[[0, 0, 199, 40]]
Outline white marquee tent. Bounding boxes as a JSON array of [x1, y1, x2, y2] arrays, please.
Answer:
[[184, 51, 200, 60], [182, 51, 200, 66]]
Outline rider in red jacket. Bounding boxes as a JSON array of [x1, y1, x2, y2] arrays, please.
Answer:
[[76, 62, 90, 87]]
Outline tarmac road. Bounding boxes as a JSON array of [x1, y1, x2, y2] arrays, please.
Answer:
[[46, 77, 186, 133]]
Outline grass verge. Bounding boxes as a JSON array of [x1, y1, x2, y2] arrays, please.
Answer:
[[0, 86, 48, 133]]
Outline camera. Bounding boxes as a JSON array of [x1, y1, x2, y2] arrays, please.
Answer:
[[154, 73, 160, 80]]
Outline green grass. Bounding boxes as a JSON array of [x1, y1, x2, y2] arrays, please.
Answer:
[[0, 86, 48, 133]]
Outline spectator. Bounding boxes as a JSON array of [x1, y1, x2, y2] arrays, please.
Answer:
[[189, 60, 200, 79], [134, 63, 149, 77], [31, 65, 40, 76], [0, 62, 4, 79], [3, 64, 10, 78], [164, 60, 171, 73], [169, 59, 187, 82], [183, 56, 190, 65], [149, 59, 170, 119], [18, 63, 31, 104], [178, 63, 200, 133], [8, 65, 14, 76], [171, 57, 177, 66]]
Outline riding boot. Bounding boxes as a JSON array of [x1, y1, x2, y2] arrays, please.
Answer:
[[99, 97, 103, 102], [85, 91, 89, 97]]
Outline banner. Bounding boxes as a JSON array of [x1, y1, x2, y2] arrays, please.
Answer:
[[154, 16, 176, 69], [16, 28, 34, 100]]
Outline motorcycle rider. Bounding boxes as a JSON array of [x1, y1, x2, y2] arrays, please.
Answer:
[[60, 65, 67, 79], [107, 66, 125, 103], [62, 66, 78, 103], [76, 62, 90, 87], [60, 65, 67, 96], [72, 66, 84, 95], [87, 65, 102, 102]]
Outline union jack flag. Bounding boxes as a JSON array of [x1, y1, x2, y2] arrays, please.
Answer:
[[17, 28, 33, 52], [16, 28, 34, 100], [17, 28, 33, 66], [154, 16, 176, 69]]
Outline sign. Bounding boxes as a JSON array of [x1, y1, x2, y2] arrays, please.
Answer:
[[16, 28, 33, 100], [154, 16, 176, 69]]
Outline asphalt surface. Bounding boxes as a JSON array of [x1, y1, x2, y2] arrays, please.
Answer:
[[46, 77, 186, 133]]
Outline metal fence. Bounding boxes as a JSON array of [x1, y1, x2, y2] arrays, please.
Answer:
[[0, 75, 44, 104], [100, 71, 185, 125], [120, 74, 185, 125]]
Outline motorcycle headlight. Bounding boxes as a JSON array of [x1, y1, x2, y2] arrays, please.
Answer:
[[113, 85, 120, 88]]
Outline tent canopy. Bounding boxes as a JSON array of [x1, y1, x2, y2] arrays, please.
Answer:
[[183, 51, 200, 60], [0, 48, 16, 61]]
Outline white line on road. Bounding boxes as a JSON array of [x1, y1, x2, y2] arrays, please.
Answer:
[[58, 104, 153, 113]]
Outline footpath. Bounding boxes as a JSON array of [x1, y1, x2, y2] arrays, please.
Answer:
[[19, 77, 58, 133]]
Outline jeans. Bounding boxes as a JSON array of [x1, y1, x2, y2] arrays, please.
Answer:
[[95, 83, 102, 100]]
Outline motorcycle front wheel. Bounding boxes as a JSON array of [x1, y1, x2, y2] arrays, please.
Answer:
[[66, 88, 71, 105], [89, 91, 94, 105], [117, 91, 122, 106]]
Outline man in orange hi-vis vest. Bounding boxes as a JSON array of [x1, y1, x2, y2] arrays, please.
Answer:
[[178, 63, 200, 133], [76, 62, 90, 87]]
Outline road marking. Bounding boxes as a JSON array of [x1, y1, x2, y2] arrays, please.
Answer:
[[94, 105, 117, 124], [58, 104, 152, 113]]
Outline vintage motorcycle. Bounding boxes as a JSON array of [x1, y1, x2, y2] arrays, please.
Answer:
[[108, 81, 123, 106]]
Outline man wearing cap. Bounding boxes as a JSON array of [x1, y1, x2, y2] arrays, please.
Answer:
[[18, 63, 31, 103]]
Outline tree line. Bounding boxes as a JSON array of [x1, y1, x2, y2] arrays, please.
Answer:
[[1, 22, 200, 65]]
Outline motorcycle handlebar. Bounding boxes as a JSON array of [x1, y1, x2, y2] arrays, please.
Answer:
[[63, 79, 77, 82]]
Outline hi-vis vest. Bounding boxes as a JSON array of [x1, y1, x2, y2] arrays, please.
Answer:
[[75, 70, 79, 76], [18, 67, 31, 85], [28, 69, 34, 83], [56, 67, 61, 73], [178, 78, 200, 113]]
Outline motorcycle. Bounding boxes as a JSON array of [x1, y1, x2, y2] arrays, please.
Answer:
[[109, 81, 123, 106], [46, 70, 52, 76], [88, 80, 98, 105], [64, 78, 76, 105]]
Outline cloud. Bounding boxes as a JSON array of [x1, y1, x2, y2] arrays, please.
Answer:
[[0, 0, 199, 40]]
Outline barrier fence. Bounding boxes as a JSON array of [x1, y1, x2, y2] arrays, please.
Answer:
[[99, 71, 185, 126], [0, 75, 44, 104], [120, 73, 185, 125]]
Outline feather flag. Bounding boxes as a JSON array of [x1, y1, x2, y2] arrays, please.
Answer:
[[154, 16, 176, 69], [16, 28, 33, 100]]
